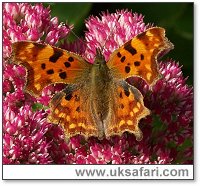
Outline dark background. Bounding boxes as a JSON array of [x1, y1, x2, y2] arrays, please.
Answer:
[[46, 2, 193, 85]]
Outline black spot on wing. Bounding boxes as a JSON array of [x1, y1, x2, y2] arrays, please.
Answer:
[[49, 48, 63, 63], [41, 63, 46, 69], [137, 31, 146, 39], [124, 89, 130, 97], [68, 57, 74, 62], [140, 54, 144, 60], [75, 95, 80, 102], [33, 43, 46, 49], [65, 93, 72, 101], [125, 66, 131, 73], [76, 106, 80, 112], [64, 62, 71, 68], [120, 56, 126, 62], [47, 69, 54, 74], [124, 40, 137, 55], [119, 92, 123, 98], [134, 61, 140, 66], [59, 71, 67, 79], [117, 52, 122, 58]]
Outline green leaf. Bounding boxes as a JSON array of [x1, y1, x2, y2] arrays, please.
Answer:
[[50, 3, 92, 37], [177, 138, 193, 151], [32, 103, 44, 112], [152, 114, 166, 131]]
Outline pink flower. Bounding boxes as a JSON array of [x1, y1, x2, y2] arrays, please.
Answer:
[[85, 10, 149, 62], [3, 3, 71, 61], [3, 105, 51, 164], [3, 2, 71, 164]]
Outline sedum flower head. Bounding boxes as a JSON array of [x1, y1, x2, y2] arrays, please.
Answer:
[[3, 2, 71, 164], [3, 105, 51, 164], [3, 3, 70, 60], [3, 3, 193, 164], [85, 10, 148, 62]]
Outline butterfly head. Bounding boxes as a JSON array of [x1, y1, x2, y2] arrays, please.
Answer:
[[91, 48, 110, 79], [94, 48, 106, 66]]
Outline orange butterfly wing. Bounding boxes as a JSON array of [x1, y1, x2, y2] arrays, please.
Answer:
[[107, 27, 174, 85], [12, 41, 91, 97], [104, 81, 150, 141], [48, 86, 101, 139]]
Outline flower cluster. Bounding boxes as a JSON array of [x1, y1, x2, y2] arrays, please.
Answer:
[[3, 3, 193, 164], [3, 3, 71, 60], [3, 2, 71, 164], [3, 105, 51, 164], [85, 10, 149, 62]]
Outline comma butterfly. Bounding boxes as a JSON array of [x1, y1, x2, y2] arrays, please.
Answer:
[[11, 27, 173, 141]]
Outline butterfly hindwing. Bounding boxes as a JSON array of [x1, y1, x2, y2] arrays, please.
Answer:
[[12, 41, 91, 97], [107, 27, 173, 85], [104, 81, 150, 141], [48, 86, 100, 139]]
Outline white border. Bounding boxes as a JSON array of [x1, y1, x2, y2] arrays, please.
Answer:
[[1, 0, 198, 184], [3, 165, 194, 180]]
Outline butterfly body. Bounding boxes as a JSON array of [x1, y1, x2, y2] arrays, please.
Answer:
[[11, 27, 173, 141], [90, 50, 112, 121]]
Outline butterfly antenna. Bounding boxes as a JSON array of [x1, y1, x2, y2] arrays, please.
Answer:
[[66, 24, 87, 48]]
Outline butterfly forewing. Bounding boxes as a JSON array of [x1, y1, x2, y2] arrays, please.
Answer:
[[12, 41, 91, 97], [107, 27, 174, 85]]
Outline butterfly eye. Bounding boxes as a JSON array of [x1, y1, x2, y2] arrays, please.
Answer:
[[94, 60, 101, 66]]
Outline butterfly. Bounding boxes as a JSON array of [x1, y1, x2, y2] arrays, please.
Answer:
[[11, 27, 173, 141]]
